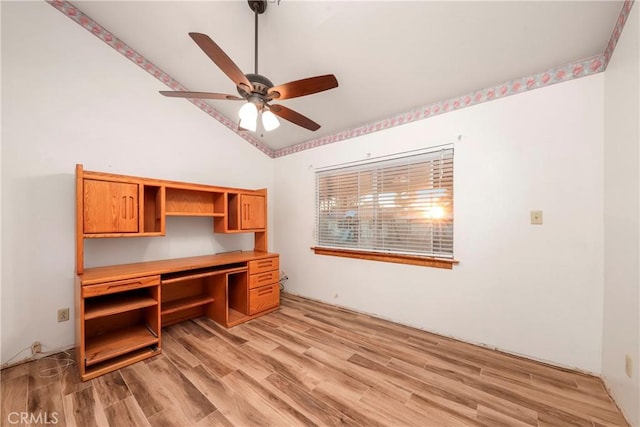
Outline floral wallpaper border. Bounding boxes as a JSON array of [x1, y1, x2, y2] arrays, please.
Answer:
[[272, 53, 606, 157], [274, 0, 634, 158], [47, 0, 274, 157], [47, 0, 633, 159], [604, 0, 635, 65]]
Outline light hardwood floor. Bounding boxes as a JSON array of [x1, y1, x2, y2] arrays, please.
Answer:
[[1, 294, 629, 427]]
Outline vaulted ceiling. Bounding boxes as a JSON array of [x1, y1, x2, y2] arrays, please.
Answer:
[[58, 1, 626, 156]]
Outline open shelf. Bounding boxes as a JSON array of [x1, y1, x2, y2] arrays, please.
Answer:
[[225, 305, 279, 328], [85, 292, 157, 320], [85, 324, 158, 366], [161, 306, 206, 327], [143, 185, 163, 233], [227, 193, 239, 231], [227, 308, 247, 327], [228, 271, 248, 318], [84, 232, 165, 239], [161, 295, 214, 316], [83, 346, 160, 381], [165, 188, 224, 216], [165, 212, 224, 217]]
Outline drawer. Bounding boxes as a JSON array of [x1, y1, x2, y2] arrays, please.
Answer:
[[83, 275, 160, 298], [248, 256, 279, 275], [248, 284, 280, 315], [249, 270, 279, 289]]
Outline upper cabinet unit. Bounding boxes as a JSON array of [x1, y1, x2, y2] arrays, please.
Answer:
[[83, 179, 139, 234], [218, 191, 267, 233], [240, 194, 265, 230], [76, 165, 268, 272], [79, 175, 164, 238]]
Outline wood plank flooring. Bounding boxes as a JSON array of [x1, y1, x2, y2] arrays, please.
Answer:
[[1, 293, 629, 426]]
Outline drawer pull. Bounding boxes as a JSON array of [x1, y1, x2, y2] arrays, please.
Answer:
[[248, 257, 279, 274], [257, 287, 273, 296], [257, 274, 271, 283], [249, 283, 279, 314], [109, 281, 141, 290]]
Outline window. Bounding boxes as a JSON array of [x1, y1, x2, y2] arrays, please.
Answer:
[[314, 147, 455, 268]]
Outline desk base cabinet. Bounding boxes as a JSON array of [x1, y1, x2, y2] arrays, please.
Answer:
[[76, 252, 279, 381]]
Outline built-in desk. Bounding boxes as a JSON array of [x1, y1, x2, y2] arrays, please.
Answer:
[[76, 251, 279, 381]]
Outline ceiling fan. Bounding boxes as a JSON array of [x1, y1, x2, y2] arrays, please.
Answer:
[[160, 0, 339, 132]]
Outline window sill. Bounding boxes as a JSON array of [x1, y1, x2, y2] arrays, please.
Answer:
[[311, 247, 459, 269]]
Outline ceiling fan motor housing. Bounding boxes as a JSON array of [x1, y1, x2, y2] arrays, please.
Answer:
[[238, 73, 275, 99]]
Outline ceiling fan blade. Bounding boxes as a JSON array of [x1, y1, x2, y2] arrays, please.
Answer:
[[268, 74, 338, 100], [189, 32, 253, 91], [269, 104, 321, 131], [160, 91, 244, 100]]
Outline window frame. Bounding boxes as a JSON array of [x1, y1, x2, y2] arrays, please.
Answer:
[[312, 146, 457, 269]]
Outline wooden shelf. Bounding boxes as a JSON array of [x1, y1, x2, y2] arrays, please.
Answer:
[[85, 292, 157, 320], [161, 295, 214, 316], [85, 324, 158, 366], [165, 212, 224, 217], [83, 346, 160, 381], [84, 232, 165, 239], [227, 308, 248, 327], [226, 306, 280, 328], [76, 164, 278, 381]]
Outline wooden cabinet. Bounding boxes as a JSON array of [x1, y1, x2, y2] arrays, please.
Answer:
[[75, 165, 278, 381], [221, 192, 266, 233], [83, 179, 139, 234], [248, 255, 280, 315], [240, 194, 265, 230], [78, 275, 160, 380], [77, 252, 280, 381]]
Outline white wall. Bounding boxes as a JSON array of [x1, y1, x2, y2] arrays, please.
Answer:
[[274, 74, 605, 373], [603, 4, 640, 426], [1, 2, 274, 364]]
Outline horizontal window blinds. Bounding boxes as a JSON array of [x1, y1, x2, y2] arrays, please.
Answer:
[[316, 148, 454, 258]]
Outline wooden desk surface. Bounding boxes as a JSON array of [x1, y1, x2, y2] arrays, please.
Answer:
[[79, 251, 278, 285]]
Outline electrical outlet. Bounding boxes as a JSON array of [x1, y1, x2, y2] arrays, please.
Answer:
[[31, 341, 41, 355], [625, 355, 633, 378], [530, 210, 543, 225], [57, 308, 70, 322]]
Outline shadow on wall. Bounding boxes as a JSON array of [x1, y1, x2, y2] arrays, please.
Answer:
[[83, 216, 255, 268]]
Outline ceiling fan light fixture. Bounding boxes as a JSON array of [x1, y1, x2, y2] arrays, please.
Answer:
[[262, 110, 280, 131], [238, 101, 258, 131], [161, 0, 338, 133]]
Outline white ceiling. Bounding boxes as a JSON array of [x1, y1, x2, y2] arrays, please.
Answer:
[[70, 1, 623, 151]]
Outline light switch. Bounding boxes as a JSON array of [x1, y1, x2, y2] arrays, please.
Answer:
[[530, 210, 543, 225]]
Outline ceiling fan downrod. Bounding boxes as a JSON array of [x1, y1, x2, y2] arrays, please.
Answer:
[[248, 0, 267, 75]]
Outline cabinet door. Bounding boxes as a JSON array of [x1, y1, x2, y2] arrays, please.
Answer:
[[240, 194, 265, 230], [84, 179, 139, 233]]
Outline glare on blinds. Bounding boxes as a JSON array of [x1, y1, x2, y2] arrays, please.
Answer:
[[315, 148, 454, 258]]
